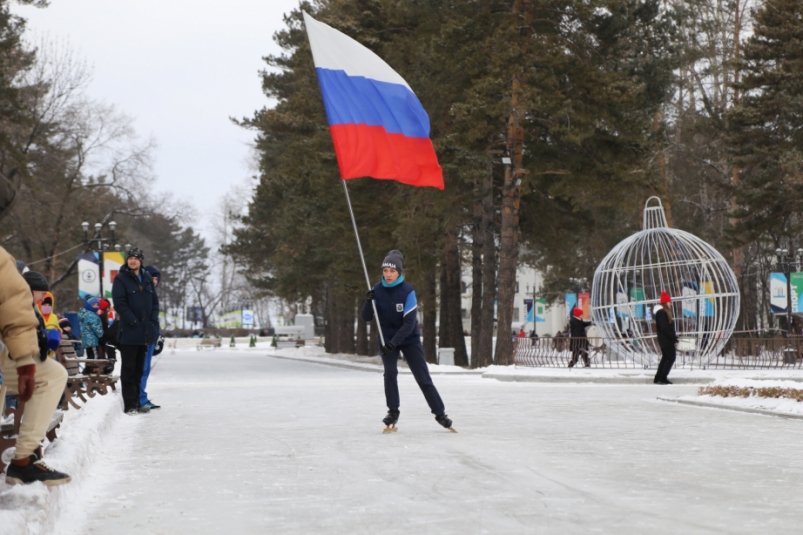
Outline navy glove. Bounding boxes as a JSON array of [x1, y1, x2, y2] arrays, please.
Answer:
[[366, 290, 375, 300], [46, 329, 62, 351], [380, 342, 395, 356]]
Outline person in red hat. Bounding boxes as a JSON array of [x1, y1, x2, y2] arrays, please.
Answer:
[[653, 291, 678, 384], [568, 306, 592, 367]]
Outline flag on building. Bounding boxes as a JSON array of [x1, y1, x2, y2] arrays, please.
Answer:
[[303, 12, 444, 189]]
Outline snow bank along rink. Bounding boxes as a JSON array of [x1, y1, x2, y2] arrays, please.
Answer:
[[3, 343, 803, 535]]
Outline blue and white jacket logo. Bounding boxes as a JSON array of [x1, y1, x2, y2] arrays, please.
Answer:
[[396, 303, 404, 312]]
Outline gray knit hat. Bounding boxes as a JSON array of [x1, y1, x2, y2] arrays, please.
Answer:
[[23, 270, 49, 291], [381, 250, 404, 273]]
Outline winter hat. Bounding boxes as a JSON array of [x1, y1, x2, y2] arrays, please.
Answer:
[[85, 296, 100, 312], [659, 291, 671, 305], [59, 317, 72, 331], [98, 298, 110, 311], [381, 250, 404, 273], [572, 307, 583, 318], [126, 247, 144, 261], [23, 271, 49, 291]]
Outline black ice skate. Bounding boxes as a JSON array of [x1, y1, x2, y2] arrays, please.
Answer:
[[435, 414, 457, 433], [382, 409, 400, 433]]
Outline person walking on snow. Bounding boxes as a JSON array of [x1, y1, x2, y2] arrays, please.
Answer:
[[653, 290, 678, 385], [568, 307, 592, 367], [362, 250, 454, 432]]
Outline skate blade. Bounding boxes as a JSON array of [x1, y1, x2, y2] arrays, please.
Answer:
[[382, 425, 398, 433]]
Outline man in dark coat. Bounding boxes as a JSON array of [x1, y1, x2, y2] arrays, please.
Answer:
[[653, 291, 678, 384], [568, 307, 592, 367], [111, 247, 159, 414]]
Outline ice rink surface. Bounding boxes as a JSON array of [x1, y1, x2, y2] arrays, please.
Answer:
[[80, 351, 803, 534], [4, 348, 803, 534]]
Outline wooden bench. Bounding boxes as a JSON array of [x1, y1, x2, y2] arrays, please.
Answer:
[[0, 400, 64, 474], [196, 338, 222, 350], [56, 340, 119, 410]]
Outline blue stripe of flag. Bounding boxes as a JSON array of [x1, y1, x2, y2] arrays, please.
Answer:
[[316, 68, 431, 138]]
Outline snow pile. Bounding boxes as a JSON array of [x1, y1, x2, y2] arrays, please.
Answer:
[[0, 382, 134, 534]]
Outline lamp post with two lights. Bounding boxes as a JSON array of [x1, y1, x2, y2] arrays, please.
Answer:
[[82, 220, 120, 299]]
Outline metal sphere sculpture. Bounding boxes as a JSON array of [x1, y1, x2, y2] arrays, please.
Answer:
[[591, 197, 740, 365]]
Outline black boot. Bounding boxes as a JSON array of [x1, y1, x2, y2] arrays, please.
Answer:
[[382, 409, 400, 427], [435, 413, 453, 429]]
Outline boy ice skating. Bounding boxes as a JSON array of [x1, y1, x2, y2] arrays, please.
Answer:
[[362, 250, 455, 433]]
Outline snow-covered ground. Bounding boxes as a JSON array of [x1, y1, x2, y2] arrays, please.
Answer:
[[3, 343, 803, 534]]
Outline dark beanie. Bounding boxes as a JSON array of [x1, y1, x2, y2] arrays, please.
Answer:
[[381, 250, 404, 273], [23, 270, 49, 291]]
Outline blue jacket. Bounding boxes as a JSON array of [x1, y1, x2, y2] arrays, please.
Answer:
[[78, 308, 104, 348], [362, 277, 419, 347], [111, 265, 159, 346]]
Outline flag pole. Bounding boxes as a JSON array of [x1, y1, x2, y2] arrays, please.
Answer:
[[341, 179, 386, 346]]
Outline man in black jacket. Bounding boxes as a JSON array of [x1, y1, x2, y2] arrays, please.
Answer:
[[111, 247, 159, 414], [568, 307, 592, 368]]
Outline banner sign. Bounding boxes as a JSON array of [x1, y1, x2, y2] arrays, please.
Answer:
[[78, 252, 99, 299], [103, 251, 124, 301], [770, 272, 803, 314], [242, 309, 255, 328], [770, 272, 788, 314], [791, 272, 803, 313], [525, 298, 545, 323]]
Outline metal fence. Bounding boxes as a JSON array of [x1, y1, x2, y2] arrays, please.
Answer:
[[513, 336, 803, 370]]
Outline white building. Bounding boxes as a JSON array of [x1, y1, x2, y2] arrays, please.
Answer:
[[459, 264, 569, 337]]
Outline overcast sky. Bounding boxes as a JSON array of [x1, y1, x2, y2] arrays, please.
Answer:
[[13, 0, 300, 238]]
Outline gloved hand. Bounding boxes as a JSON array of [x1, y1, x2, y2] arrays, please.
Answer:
[[366, 290, 375, 300], [46, 329, 62, 351], [380, 342, 395, 356], [17, 364, 36, 402]]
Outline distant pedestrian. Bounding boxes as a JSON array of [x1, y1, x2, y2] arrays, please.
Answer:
[[568, 307, 592, 368], [362, 249, 454, 432], [653, 291, 678, 385], [111, 247, 159, 414], [139, 265, 162, 410]]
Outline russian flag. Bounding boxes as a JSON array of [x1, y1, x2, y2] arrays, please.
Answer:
[[303, 12, 444, 190]]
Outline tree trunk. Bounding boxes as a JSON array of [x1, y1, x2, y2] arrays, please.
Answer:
[[356, 301, 369, 355], [324, 284, 356, 354], [470, 180, 484, 366], [438, 225, 468, 366], [422, 265, 437, 364], [494, 78, 524, 365], [474, 162, 496, 368]]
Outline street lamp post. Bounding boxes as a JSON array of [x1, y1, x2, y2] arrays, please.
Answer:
[[526, 283, 537, 335], [82, 220, 118, 298]]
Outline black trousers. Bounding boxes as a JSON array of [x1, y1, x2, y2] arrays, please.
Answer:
[[381, 339, 445, 416], [120, 344, 147, 412], [655, 343, 677, 382]]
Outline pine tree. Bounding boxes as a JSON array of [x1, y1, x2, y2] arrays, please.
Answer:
[[727, 0, 803, 244]]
